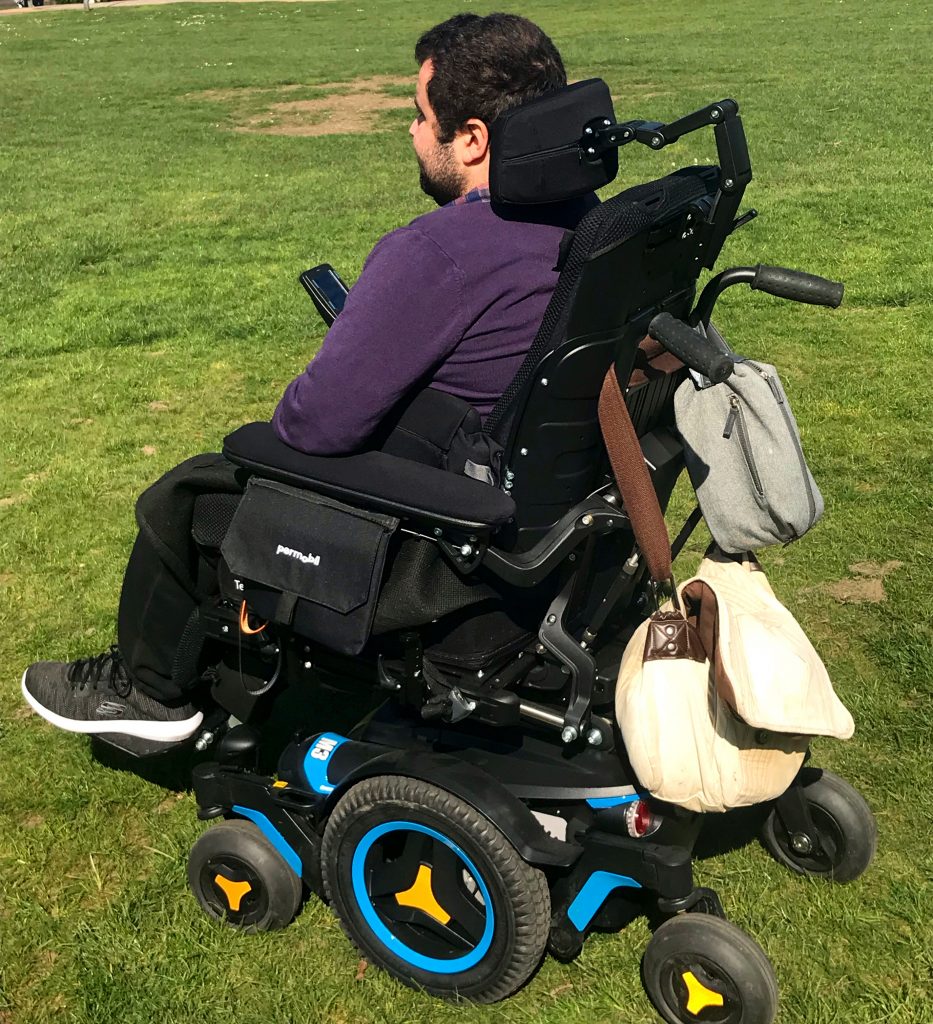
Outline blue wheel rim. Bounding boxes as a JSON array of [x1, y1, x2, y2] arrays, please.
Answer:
[[350, 820, 496, 974]]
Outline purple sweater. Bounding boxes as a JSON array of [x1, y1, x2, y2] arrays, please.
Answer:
[[273, 191, 593, 455]]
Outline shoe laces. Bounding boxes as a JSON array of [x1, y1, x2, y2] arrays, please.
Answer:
[[67, 645, 132, 698]]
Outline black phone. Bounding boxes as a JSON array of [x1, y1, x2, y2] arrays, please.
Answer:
[[298, 263, 350, 327]]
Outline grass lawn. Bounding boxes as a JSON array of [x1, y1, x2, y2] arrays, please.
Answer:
[[1, 0, 931, 1021]]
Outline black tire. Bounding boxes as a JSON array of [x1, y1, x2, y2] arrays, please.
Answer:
[[761, 769, 877, 883], [188, 818, 303, 931], [642, 914, 779, 1024], [321, 775, 550, 1003]]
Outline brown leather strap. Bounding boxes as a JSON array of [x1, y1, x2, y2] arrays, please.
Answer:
[[598, 364, 672, 582]]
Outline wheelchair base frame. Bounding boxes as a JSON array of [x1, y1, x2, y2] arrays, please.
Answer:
[[190, 703, 709, 955]]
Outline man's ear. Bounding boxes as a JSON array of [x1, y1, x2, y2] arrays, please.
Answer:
[[456, 117, 490, 167]]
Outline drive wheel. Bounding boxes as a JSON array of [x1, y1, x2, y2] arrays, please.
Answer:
[[761, 769, 877, 883], [188, 818, 303, 930], [321, 775, 550, 1003], [642, 914, 778, 1024]]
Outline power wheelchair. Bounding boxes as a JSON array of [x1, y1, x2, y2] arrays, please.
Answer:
[[105, 81, 876, 1023]]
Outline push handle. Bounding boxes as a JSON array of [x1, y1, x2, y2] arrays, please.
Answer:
[[751, 264, 844, 308], [648, 312, 734, 384]]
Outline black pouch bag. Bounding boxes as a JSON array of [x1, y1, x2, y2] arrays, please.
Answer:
[[220, 478, 399, 655]]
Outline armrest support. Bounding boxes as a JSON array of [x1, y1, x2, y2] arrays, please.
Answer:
[[223, 422, 515, 533], [483, 493, 630, 586]]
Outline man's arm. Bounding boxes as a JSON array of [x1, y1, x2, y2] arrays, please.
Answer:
[[273, 226, 468, 455]]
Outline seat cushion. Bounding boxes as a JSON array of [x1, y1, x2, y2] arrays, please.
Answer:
[[223, 422, 516, 531]]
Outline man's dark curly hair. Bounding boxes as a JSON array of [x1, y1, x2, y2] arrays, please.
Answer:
[[414, 13, 567, 144]]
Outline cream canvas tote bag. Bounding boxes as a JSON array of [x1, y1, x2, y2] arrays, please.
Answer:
[[615, 549, 853, 813]]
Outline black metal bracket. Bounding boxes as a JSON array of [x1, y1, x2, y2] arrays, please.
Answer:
[[581, 98, 752, 271], [483, 494, 631, 587], [774, 779, 824, 857], [538, 574, 596, 738], [657, 886, 727, 919]]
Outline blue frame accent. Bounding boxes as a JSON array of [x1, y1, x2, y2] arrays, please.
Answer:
[[586, 794, 641, 809], [302, 732, 349, 795], [351, 820, 495, 974], [232, 805, 303, 877], [567, 870, 642, 932]]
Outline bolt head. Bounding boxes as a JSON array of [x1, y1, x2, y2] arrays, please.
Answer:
[[303, 660, 313, 669], [540, 377, 549, 386], [547, 614, 557, 624], [221, 625, 229, 634], [460, 543, 473, 557], [711, 108, 720, 119], [520, 447, 529, 456], [581, 514, 594, 526], [561, 726, 579, 744], [790, 833, 813, 854], [586, 728, 602, 747], [724, 178, 734, 189], [433, 527, 443, 537]]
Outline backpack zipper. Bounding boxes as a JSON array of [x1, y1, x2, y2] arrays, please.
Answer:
[[748, 362, 818, 530]]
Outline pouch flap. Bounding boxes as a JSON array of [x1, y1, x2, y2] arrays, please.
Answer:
[[221, 478, 399, 616], [681, 557, 854, 740]]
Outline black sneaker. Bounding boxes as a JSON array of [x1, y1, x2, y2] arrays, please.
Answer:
[[21, 646, 203, 742]]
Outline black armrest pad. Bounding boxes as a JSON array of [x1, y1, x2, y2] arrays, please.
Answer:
[[223, 422, 516, 531]]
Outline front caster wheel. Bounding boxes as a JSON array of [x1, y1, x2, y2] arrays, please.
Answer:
[[761, 768, 877, 882], [321, 775, 550, 1003], [188, 818, 303, 931], [642, 914, 779, 1024]]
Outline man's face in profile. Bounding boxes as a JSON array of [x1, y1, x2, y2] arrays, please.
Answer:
[[410, 60, 467, 206]]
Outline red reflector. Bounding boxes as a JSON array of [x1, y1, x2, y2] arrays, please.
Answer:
[[625, 799, 662, 838]]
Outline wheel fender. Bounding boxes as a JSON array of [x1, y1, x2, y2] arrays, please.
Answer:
[[328, 748, 581, 869]]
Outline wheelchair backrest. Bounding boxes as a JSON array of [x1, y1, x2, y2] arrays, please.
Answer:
[[483, 82, 748, 550]]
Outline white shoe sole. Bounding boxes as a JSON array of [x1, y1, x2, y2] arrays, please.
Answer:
[[21, 669, 204, 743]]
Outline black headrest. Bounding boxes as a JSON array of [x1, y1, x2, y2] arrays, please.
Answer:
[[489, 79, 618, 205]]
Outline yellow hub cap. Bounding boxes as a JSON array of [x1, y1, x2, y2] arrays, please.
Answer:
[[213, 874, 253, 912], [682, 970, 725, 1015], [394, 864, 451, 925]]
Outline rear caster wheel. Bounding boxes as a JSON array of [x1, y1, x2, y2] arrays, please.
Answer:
[[188, 818, 303, 930], [642, 914, 778, 1024], [761, 768, 877, 882], [322, 775, 550, 1003]]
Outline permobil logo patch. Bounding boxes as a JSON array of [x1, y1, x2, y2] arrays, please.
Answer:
[[275, 543, 321, 567]]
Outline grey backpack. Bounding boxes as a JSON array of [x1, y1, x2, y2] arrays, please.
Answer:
[[674, 347, 823, 553]]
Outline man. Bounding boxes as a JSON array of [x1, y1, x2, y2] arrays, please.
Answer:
[[21, 12, 594, 741], [273, 12, 590, 454]]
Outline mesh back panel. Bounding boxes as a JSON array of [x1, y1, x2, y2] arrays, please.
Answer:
[[485, 167, 718, 448]]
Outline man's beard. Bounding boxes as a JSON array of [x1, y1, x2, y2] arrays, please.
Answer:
[[418, 143, 467, 206]]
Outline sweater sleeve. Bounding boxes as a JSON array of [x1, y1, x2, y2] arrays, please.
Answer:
[[272, 225, 467, 455]]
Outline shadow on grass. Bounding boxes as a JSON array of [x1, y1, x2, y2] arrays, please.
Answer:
[[694, 805, 771, 861]]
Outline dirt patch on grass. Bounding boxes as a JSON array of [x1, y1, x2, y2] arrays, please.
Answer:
[[825, 559, 904, 604], [191, 75, 412, 137]]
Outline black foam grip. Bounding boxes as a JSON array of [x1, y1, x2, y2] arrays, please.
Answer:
[[648, 313, 734, 384], [751, 265, 844, 308]]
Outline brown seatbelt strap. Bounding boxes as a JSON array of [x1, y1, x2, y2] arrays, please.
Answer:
[[597, 364, 672, 583]]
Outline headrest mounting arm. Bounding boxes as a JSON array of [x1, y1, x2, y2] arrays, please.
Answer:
[[582, 98, 753, 269]]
